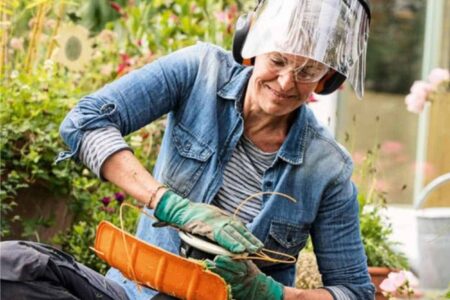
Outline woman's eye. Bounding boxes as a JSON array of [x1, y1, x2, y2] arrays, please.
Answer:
[[296, 68, 315, 78], [270, 58, 285, 66]]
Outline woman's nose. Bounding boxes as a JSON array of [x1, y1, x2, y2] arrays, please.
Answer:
[[277, 70, 296, 91]]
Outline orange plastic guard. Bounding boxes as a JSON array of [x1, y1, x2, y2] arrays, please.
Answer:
[[92, 221, 229, 300]]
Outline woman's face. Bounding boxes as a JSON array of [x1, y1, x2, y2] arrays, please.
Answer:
[[246, 52, 327, 117]]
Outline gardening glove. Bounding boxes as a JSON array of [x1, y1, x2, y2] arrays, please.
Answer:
[[205, 255, 284, 300], [154, 190, 263, 253]]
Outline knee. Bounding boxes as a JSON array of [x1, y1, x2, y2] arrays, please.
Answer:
[[0, 241, 50, 281]]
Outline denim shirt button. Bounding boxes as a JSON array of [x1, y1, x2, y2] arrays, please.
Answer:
[[185, 142, 192, 150], [265, 181, 272, 188]]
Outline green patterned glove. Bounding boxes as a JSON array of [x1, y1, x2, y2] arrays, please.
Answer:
[[154, 190, 263, 253], [205, 255, 284, 300]]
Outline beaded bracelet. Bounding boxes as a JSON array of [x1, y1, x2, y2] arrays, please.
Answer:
[[145, 184, 167, 209]]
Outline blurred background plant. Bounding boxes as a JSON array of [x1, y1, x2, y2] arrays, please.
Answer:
[[1, 0, 248, 273], [356, 146, 409, 269]]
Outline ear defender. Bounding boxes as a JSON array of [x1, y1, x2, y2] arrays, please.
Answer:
[[314, 71, 346, 95], [232, 13, 253, 66]]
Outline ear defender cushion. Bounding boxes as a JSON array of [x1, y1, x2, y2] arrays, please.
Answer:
[[315, 71, 346, 95], [232, 13, 253, 64]]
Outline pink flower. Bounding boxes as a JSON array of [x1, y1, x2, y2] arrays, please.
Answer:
[[405, 93, 426, 113], [427, 68, 450, 88], [98, 29, 117, 44], [352, 151, 365, 165], [388, 271, 407, 288], [374, 179, 391, 192], [100, 63, 113, 76], [10, 37, 23, 51], [381, 140, 404, 155], [380, 278, 397, 293], [214, 11, 227, 23], [413, 161, 436, 178], [403, 271, 419, 288], [410, 80, 432, 99], [169, 14, 178, 23], [190, 3, 198, 13]]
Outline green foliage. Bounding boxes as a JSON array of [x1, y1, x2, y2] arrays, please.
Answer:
[[2, 0, 249, 272], [356, 150, 409, 269], [365, 1, 426, 93], [0, 62, 84, 237]]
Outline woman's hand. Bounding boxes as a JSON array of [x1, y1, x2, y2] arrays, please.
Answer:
[[206, 255, 284, 300], [154, 190, 263, 254]]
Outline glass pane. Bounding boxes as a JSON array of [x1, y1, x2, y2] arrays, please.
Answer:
[[336, 0, 427, 205]]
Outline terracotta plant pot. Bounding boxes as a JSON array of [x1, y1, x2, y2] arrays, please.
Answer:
[[368, 266, 391, 300]]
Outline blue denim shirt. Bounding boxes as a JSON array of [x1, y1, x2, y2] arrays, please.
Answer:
[[59, 42, 374, 299]]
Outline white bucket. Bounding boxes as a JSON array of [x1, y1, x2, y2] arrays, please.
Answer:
[[415, 173, 450, 289], [416, 208, 450, 289]]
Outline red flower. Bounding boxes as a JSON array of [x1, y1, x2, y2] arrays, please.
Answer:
[[101, 196, 111, 207], [110, 1, 123, 14], [117, 53, 132, 76], [110, 1, 127, 18]]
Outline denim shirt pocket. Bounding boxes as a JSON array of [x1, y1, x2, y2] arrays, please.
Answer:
[[162, 123, 214, 197], [257, 219, 310, 269]]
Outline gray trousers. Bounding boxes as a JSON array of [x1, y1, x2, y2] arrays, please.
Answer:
[[0, 241, 129, 300]]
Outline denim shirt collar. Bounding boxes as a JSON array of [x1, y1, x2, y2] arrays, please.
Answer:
[[277, 106, 309, 165], [217, 66, 252, 112], [217, 66, 309, 166]]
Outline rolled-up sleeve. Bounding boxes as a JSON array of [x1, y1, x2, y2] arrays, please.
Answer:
[[57, 44, 203, 163], [311, 160, 375, 299]]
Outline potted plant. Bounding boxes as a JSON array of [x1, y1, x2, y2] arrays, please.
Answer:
[[356, 149, 410, 300]]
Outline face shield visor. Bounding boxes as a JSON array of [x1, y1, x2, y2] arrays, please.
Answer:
[[241, 0, 370, 98]]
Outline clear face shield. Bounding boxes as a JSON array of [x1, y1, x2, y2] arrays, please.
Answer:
[[241, 0, 370, 98]]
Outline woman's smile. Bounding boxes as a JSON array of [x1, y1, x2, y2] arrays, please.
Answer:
[[263, 83, 297, 101]]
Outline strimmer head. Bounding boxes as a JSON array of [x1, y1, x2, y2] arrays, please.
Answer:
[[178, 231, 236, 258]]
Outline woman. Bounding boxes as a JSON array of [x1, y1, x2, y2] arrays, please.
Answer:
[[1, 0, 374, 299]]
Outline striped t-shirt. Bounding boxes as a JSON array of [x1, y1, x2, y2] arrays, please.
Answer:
[[211, 136, 276, 223]]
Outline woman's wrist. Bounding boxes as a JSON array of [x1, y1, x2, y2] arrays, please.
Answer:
[[145, 184, 168, 209], [284, 287, 303, 300], [283, 287, 333, 300]]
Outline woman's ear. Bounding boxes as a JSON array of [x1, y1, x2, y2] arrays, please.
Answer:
[[314, 70, 337, 93]]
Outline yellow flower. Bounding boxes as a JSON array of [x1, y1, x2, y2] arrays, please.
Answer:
[[52, 24, 93, 71]]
